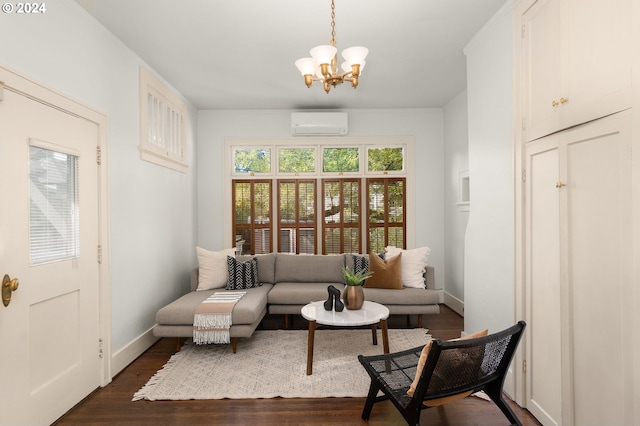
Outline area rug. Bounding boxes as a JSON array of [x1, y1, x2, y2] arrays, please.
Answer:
[[133, 328, 431, 401]]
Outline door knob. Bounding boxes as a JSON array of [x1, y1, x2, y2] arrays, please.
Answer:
[[2, 274, 19, 307]]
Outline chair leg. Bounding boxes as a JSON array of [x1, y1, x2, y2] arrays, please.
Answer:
[[361, 382, 380, 421], [484, 384, 522, 426]]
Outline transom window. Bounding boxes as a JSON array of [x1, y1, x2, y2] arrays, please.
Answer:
[[228, 138, 412, 255]]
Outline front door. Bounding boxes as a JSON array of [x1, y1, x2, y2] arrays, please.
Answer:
[[0, 75, 103, 425]]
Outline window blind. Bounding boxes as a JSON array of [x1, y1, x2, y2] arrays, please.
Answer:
[[29, 146, 79, 265]]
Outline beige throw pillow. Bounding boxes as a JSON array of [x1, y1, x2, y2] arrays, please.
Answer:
[[196, 246, 236, 290], [407, 328, 489, 399]]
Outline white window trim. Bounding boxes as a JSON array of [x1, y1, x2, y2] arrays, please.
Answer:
[[225, 136, 416, 251], [139, 67, 188, 172]]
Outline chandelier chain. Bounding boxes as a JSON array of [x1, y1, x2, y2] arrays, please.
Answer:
[[330, 0, 336, 46]]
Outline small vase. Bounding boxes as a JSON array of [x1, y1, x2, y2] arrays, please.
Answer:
[[343, 285, 364, 310]]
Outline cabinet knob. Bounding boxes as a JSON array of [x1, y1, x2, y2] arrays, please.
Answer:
[[555, 182, 566, 188], [560, 97, 568, 104], [552, 100, 559, 107]]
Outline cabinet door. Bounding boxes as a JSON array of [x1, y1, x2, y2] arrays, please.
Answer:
[[520, 0, 563, 142], [564, 0, 632, 129], [518, 0, 632, 142], [524, 111, 633, 426], [562, 110, 632, 426], [525, 137, 563, 426]]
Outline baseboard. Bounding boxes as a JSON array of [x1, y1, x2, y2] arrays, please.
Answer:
[[443, 291, 464, 317], [110, 327, 159, 378]]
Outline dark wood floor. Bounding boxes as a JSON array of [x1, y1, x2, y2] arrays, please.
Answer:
[[56, 306, 541, 425]]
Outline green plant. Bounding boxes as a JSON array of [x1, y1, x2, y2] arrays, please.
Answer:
[[342, 266, 373, 286]]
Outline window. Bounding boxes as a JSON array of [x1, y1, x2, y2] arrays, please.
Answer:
[[322, 179, 361, 254], [29, 143, 79, 265], [367, 146, 405, 172], [232, 180, 272, 255], [278, 180, 316, 254], [233, 147, 271, 174], [278, 147, 315, 173], [227, 138, 412, 255], [139, 67, 187, 172], [367, 178, 406, 253], [323, 147, 360, 172]]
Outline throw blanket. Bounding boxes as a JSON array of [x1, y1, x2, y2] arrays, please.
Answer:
[[193, 291, 246, 345]]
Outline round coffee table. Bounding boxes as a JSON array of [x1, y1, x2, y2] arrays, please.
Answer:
[[301, 300, 390, 375]]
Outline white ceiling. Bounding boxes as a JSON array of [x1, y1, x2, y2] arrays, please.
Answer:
[[74, 0, 507, 110]]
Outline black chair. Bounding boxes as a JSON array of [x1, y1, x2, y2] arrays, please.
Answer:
[[358, 321, 526, 426]]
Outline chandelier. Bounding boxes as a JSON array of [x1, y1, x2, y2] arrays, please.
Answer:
[[294, 0, 369, 93]]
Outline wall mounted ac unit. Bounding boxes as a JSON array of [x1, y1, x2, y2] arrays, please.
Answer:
[[291, 112, 348, 136]]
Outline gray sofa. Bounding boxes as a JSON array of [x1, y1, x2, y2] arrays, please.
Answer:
[[153, 253, 439, 352]]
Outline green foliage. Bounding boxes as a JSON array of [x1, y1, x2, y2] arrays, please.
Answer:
[[368, 147, 404, 171], [323, 147, 359, 172], [342, 266, 373, 286], [279, 148, 315, 173], [234, 149, 271, 173]]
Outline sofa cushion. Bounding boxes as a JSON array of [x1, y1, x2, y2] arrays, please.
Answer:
[[237, 253, 276, 284], [196, 246, 236, 290], [156, 284, 273, 326], [267, 282, 345, 305], [274, 254, 346, 283], [364, 252, 403, 289], [362, 287, 440, 305], [226, 256, 260, 290]]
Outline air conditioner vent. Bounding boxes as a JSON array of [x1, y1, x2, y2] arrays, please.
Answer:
[[291, 112, 348, 136]]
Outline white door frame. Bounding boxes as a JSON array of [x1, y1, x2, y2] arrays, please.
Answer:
[[0, 64, 112, 385]]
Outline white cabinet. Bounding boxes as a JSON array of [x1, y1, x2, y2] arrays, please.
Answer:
[[524, 111, 634, 425], [518, 0, 632, 142]]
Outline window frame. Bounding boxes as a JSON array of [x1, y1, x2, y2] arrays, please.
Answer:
[[321, 178, 362, 254], [139, 67, 188, 172], [224, 136, 415, 254], [232, 179, 273, 255], [366, 177, 407, 254]]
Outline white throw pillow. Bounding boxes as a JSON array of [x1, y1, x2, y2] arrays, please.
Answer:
[[196, 246, 236, 290], [385, 246, 431, 288]]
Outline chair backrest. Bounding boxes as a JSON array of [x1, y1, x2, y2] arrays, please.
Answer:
[[414, 321, 526, 403]]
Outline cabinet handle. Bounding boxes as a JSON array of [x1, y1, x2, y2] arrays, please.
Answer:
[[560, 97, 568, 104], [551, 100, 559, 107], [555, 182, 566, 188]]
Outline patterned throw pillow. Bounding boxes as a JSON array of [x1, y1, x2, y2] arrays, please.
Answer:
[[226, 256, 260, 290], [352, 254, 369, 275]]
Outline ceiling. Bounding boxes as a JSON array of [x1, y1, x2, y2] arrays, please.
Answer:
[[74, 0, 507, 110]]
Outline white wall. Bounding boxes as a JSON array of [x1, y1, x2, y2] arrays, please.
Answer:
[[197, 108, 446, 290], [443, 90, 469, 314], [463, 2, 515, 335], [0, 0, 198, 372]]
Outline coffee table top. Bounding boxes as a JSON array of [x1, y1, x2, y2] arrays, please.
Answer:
[[301, 300, 389, 327]]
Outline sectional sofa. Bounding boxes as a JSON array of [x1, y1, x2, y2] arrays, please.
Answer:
[[153, 250, 439, 353]]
